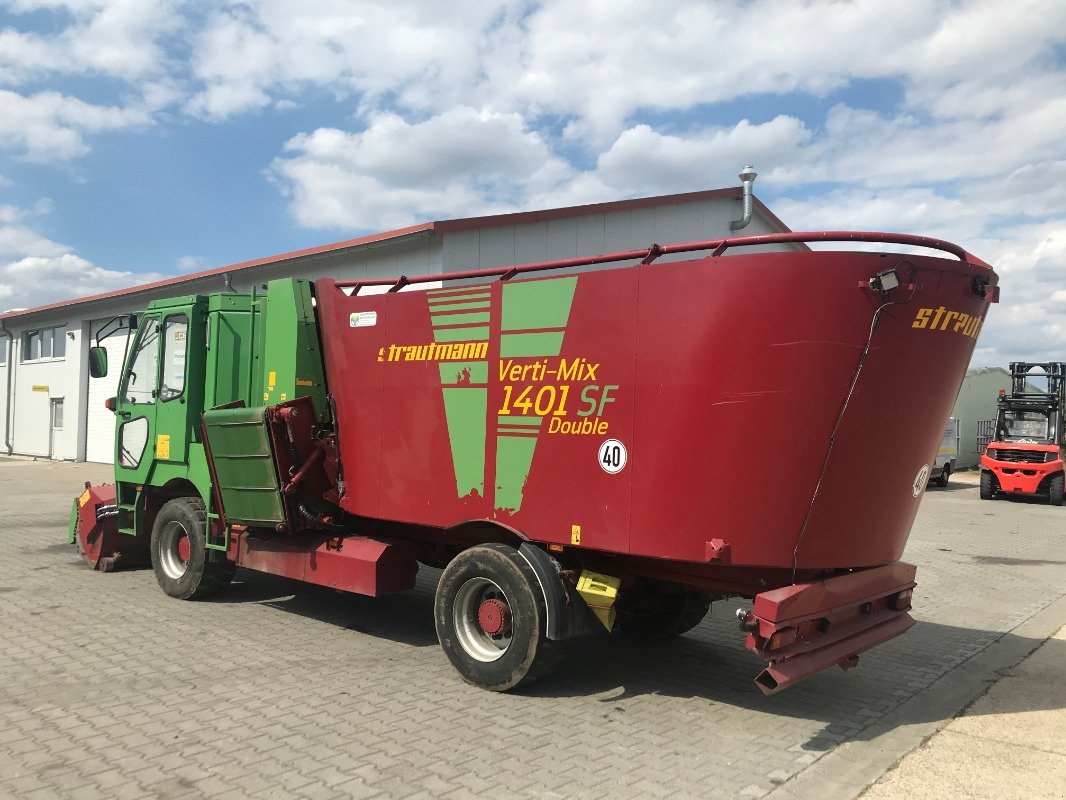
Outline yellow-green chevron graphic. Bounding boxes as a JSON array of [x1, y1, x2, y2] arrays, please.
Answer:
[[430, 277, 578, 511], [494, 277, 577, 512], [428, 286, 491, 498]]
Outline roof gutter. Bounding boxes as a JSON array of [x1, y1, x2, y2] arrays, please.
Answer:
[[0, 317, 14, 454]]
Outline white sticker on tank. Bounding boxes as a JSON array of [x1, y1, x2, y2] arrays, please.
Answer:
[[913, 464, 930, 497], [598, 439, 627, 474], [350, 311, 378, 328]]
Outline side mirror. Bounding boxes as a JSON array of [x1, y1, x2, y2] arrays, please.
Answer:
[[88, 346, 108, 378]]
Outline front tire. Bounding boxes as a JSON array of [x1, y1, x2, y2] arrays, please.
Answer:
[[1050, 474, 1064, 507], [434, 544, 559, 692], [150, 497, 235, 600], [980, 471, 996, 500], [936, 464, 951, 488]]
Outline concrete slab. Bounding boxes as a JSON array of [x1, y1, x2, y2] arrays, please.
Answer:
[[861, 626, 1066, 800]]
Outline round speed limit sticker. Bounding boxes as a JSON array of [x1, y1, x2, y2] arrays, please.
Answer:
[[597, 439, 628, 474]]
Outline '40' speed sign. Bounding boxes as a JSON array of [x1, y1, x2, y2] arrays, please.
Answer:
[[597, 439, 627, 474]]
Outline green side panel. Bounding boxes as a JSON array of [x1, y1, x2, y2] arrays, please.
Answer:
[[430, 311, 490, 327], [259, 280, 328, 420], [501, 277, 578, 331], [439, 361, 489, 385], [428, 291, 491, 304], [67, 499, 78, 544], [435, 326, 490, 343], [202, 405, 285, 526], [500, 332, 565, 357], [497, 415, 542, 426], [428, 300, 491, 313], [494, 436, 538, 512], [442, 388, 487, 498], [207, 292, 255, 410]]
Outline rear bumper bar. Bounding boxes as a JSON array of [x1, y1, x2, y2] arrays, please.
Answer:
[[743, 562, 917, 695]]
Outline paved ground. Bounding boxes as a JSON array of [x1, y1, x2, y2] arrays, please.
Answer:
[[860, 624, 1065, 800], [0, 460, 1063, 800]]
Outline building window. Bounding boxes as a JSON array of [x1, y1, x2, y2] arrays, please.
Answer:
[[21, 325, 67, 362], [52, 398, 64, 430], [0, 341, 6, 366]]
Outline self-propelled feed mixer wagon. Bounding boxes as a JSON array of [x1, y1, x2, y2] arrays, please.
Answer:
[[72, 231, 998, 694]]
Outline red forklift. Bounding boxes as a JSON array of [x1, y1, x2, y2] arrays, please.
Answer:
[[980, 362, 1065, 505]]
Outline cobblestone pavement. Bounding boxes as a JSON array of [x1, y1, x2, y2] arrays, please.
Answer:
[[1, 461, 1064, 800]]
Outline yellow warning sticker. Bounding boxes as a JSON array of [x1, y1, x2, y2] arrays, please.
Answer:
[[571, 524, 581, 545], [78, 489, 91, 507], [156, 434, 170, 460], [268, 370, 277, 390]]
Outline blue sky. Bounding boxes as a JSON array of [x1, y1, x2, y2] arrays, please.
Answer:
[[1, 0, 1064, 366]]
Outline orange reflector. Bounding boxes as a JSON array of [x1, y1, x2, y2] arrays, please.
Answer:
[[547, 544, 564, 553], [889, 588, 913, 611], [767, 626, 797, 651]]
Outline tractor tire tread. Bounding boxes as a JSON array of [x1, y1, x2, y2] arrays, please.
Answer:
[[1050, 474, 1064, 507], [151, 496, 234, 600]]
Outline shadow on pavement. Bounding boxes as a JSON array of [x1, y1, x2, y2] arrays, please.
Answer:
[[194, 562, 1064, 751]]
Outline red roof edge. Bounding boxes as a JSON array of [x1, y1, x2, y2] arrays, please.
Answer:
[[432, 188, 790, 234], [1, 188, 797, 322], [0, 222, 435, 321]]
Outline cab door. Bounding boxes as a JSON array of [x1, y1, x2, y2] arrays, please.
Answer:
[[153, 311, 197, 466], [114, 314, 161, 485]]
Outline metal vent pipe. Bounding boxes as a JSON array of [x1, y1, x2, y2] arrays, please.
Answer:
[[729, 165, 758, 231]]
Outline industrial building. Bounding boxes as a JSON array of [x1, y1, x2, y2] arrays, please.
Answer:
[[950, 367, 1042, 470], [1, 185, 797, 464]]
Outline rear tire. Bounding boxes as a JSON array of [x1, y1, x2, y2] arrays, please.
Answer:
[[980, 471, 995, 500], [150, 497, 235, 600], [1050, 474, 1064, 507], [936, 464, 951, 488], [618, 588, 713, 639], [434, 544, 559, 692]]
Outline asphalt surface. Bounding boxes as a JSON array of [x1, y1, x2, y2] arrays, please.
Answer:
[[0, 461, 1063, 799]]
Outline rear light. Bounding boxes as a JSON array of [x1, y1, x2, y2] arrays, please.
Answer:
[[888, 588, 913, 611], [766, 627, 797, 651], [104, 397, 116, 412]]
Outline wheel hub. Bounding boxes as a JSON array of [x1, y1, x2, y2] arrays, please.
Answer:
[[477, 598, 512, 637], [177, 535, 191, 563]]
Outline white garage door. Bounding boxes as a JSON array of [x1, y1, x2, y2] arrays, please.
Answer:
[[85, 320, 133, 463]]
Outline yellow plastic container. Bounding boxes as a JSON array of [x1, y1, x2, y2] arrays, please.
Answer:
[[576, 570, 621, 631]]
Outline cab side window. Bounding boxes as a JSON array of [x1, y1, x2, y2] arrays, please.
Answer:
[[160, 315, 188, 402], [124, 318, 160, 404]]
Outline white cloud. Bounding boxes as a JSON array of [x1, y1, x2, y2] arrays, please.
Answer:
[[0, 200, 163, 311], [0, 0, 179, 84], [0, 0, 1063, 366], [186, 1, 513, 119], [269, 107, 573, 230], [0, 89, 152, 160]]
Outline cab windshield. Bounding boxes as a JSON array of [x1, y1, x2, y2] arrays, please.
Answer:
[[998, 410, 1051, 442]]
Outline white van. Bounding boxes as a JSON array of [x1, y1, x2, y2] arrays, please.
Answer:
[[931, 418, 959, 487]]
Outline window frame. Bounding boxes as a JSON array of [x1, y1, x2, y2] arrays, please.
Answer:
[[120, 317, 161, 405], [20, 325, 68, 364], [159, 313, 189, 403]]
